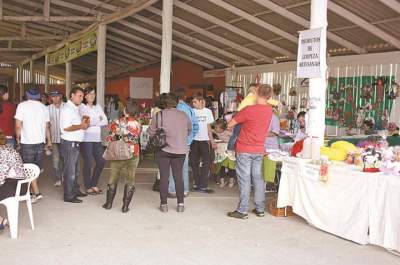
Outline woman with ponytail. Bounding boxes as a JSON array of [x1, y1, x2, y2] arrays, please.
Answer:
[[0, 85, 16, 147]]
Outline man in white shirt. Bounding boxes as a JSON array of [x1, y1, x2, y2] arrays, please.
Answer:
[[191, 93, 216, 193], [48, 91, 65, 187], [60, 87, 89, 203], [15, 86, 52, 203]]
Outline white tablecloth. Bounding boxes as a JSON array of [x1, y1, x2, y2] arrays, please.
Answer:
[[278, 158, 400, 251], [278, 158, 369, 244], [369, 174, 400, 252]]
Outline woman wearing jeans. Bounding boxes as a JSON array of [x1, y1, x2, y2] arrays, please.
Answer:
[[80, 88, 108, 195], [148, 94, 191, 213]]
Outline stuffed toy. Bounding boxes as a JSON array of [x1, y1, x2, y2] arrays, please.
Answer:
[[362, 148, 382, 172]]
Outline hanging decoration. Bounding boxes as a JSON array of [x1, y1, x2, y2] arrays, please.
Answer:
[[289, 87, 297, 96], [300, 97, 308, 109], [326, 76, 395, 130], [273, 83, 282, 96]]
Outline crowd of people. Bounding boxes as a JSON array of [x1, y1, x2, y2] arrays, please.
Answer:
[[0, 81, 302, 232]]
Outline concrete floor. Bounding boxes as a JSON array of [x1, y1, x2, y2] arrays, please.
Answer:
[[0, 158, 399, 265]]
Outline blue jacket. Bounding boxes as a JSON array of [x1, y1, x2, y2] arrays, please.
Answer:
[[177, 101, 199, 145]]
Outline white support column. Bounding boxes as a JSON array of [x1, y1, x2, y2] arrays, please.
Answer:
[[159, 0, 173, 94], [307, 0, 328, 147], [29, 60, 34, 83], [18, 64, 23, 101], [96, 24, 106, 108], [66, 61, 72, 98], [44, 53, 49, 93]]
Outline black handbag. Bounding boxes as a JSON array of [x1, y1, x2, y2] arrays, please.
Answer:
[[147, 111, 167, 151]]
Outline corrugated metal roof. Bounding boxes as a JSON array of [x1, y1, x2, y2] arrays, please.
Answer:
[[0, 0, 398, 81]]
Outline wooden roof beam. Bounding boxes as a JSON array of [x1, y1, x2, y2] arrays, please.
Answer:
[[252, 0, 366, 54], [108, 27, 214, 69], [107, 34, 160, 58], [100, 0, 158, 25], [147, 6, 272, 63], [107, 47, 146, 63], [0, 0, 3, 21], [107, 40, 157, 61], [0, 48, 42, 52], [379, 0, 400, 14], [134, 14, 253, 65], [118, 20, 231, 66], [0, 35, 64, 41], [18, 0, 157, 65], [328, 1, 400, 49], [174, 0, 295, 58], [81, 0, 223, 66], [1, 16, 97, 22], [208, 0, 298, 43], [43, 0, 50, 19]]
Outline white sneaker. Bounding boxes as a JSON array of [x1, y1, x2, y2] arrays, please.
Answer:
[[31, 195, 38, 204], [31, 193, 43, 204], [54, 180, 62, 187]]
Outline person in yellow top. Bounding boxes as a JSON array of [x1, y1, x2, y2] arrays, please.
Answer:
[[237, 84, 259, 111], [227, 84, 259, 151]]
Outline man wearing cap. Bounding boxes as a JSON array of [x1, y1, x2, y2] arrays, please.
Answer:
[[60, 87, 89, 203], [15, 85, 52, 203], [48, 91, 65, 187]]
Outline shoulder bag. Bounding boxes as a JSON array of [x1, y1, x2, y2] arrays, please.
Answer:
[[147, 111, 167, 152]]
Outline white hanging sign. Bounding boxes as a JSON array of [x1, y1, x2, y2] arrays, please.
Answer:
[[296, 28, 322, 78], [130, 77, 153, 99]]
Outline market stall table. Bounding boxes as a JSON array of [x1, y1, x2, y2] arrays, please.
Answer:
[[277, 158, 369, 244], [369, 173, 400, 252], [277, 157, 400, 252]]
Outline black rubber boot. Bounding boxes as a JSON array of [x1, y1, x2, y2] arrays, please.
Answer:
[[152, 178, 160, 192], [122, 185, 135, 213], [102, 184, 117, 210]]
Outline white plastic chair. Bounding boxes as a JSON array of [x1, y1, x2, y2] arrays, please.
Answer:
[[0, 163, 40, 239]]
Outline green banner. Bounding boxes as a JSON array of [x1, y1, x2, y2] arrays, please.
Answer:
[[47, 30, 97, 66], [325, 76, 396, 130]]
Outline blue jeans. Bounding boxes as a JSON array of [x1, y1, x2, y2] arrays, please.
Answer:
[[52, 143, 63, 182], [168, 152, 189, 194], [227, 124, 241, 151], [80, 142, 105, 189], [235, 153, 265, 214], [61, 140, 81, 200], [20, 143, 45, 169]]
